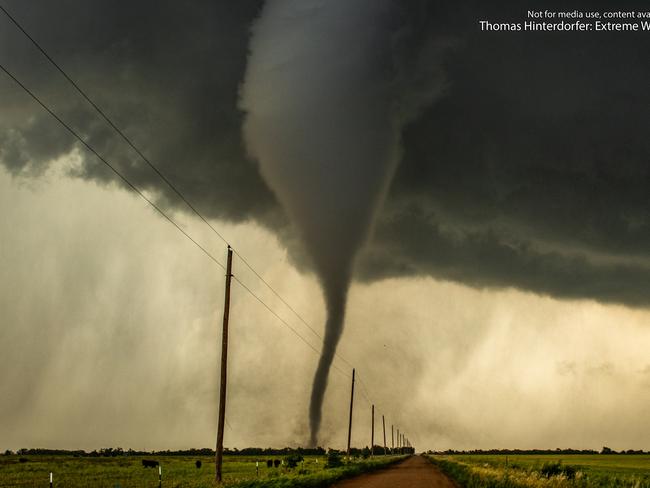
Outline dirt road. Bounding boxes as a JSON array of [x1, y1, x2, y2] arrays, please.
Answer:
[[331, 456, 457, 488]]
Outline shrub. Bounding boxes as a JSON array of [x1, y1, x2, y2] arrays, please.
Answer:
[[285, 454, 304, 469], [539, 461, 577, 480], [325, 450, 343, 468], [563, 464, 576, 480], [540, 461, 563, 477]]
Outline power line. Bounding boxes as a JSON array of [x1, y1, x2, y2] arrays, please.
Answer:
[[233, 248, 353, 369], [231, 275, 350, 379], [0, 2, 357, 373], [0, 62, 226, 271], [1, 4, 232, 247], [357, 376, 373, 405], [356, 373, 403, 444]]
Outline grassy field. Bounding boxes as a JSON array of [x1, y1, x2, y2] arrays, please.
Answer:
[[428, 454, 650, 487], [0, 454, 405, 488]]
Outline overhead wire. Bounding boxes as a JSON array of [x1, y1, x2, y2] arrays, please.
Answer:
[[0, 62, 226, 271], [231, 275, 350, 379], [233, 248, 354, 370]]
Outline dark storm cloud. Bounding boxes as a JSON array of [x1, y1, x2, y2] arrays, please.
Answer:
[[0, 0, 275, 222], [1, 0, 650, 307], [356, 0, 650, 306], [360, 198, 650, 306]]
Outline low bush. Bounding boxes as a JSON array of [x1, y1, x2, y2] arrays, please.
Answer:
[[539, 461, 562, 477], [232, 456, 405, 488], [285, 455, 303, 469], [325, 450, 343, 469]]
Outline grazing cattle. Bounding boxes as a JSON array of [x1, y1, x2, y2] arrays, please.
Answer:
[[142, 459, 159, 468], [273, 459, 281, 468], [195, 460, 202, 469], [266, 459, 273, 468]]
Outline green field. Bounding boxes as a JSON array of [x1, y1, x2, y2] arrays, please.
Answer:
[[0, 454, 404, 488], [428, 454, 650, 487]]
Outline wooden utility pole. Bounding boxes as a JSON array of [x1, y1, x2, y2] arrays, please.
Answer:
[[215, 246, 233, 482], [382, 415, 387, 455], [370, 404, 375, 457], [397, 428, 400, 451], [391, 425, 394, 453], [346, 368, 355, 459]]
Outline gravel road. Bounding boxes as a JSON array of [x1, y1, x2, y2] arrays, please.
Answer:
[[330, 455, 458, 488]]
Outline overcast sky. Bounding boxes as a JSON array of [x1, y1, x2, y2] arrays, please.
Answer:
[[1, 0, 650, 452]]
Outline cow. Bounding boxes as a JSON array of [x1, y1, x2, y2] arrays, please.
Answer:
[[266, 459, 273, 468], [142, 459, 159, 468], [273, 459, 281, 468], [195, 460, 202, 469]]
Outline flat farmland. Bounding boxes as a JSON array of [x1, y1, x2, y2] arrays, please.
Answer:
[[0, 454, 403, 488], [429, 454, 650, 487]]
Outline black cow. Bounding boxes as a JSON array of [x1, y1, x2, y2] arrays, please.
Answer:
[[266, 459, 273, 468], [273, 459, 281, 468], [142, 459, 159, 468], [195, 460, 202, 469]]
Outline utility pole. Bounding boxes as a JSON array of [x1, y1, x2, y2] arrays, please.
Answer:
[[371, 404, 375, 457], [346, 368, 355, 459], [215, 246, 233, 482], [391, 425, 394, 453], [382, 415, 387, 455], [397, 428, 400, 452]]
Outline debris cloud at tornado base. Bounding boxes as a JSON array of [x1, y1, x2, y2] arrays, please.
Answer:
[[240, 0, 445, 446]]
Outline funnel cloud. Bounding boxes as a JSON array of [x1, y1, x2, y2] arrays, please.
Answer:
[[240, 0, 445, 445]]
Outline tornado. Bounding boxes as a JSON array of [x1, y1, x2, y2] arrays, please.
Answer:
[[240, 0, 444, 446]]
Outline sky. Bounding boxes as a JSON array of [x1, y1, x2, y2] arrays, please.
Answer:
[[1, 0, 650, 452]]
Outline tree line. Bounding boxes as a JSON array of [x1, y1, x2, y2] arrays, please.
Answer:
[[430, 447, 649, 455]]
